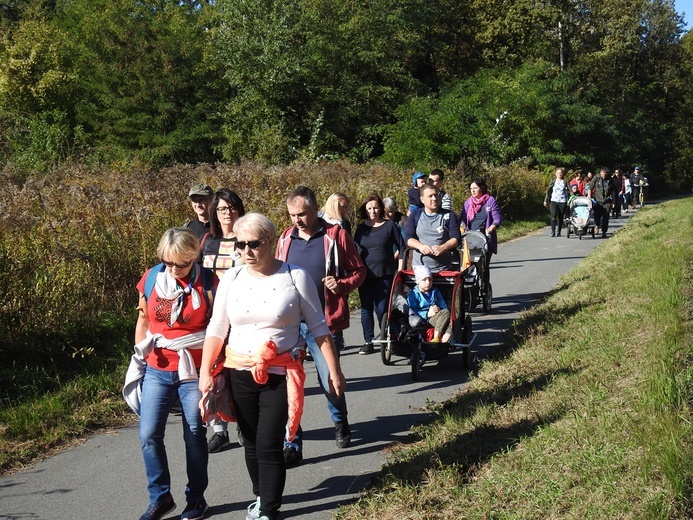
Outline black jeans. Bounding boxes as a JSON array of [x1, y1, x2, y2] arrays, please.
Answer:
[[228, 369, 288, 520], [593, 202, 610, 233], [550, 201, 567, 234]]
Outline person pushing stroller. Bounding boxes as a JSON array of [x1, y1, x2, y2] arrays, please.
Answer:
[[407, 265, 451, 343]]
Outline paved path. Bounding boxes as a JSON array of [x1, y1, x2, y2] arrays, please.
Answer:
[[0, 212, 635, 520]]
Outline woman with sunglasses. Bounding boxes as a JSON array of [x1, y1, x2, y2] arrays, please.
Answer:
[[131, 228, 218, 520], [200, 188, 246, 453], [199, 213, 345, 520]]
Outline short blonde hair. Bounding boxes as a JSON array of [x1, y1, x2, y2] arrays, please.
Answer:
[[156, 228, 200, 263], [234, 213, 277, 243], [322, 192, 349, 220]]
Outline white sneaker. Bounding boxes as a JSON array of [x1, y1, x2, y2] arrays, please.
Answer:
[[246, 497, 261, 520]]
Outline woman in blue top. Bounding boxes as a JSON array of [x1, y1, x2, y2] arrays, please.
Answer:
[[353, 194, 406, 355]]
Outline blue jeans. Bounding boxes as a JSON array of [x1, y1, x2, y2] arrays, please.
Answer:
[[288, 324, 348, 448], [139, 366, 208, 505], [358, 276, 392, 344]]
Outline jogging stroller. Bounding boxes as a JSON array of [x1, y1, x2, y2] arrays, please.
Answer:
[[374, 248, 476, 380], [565, 196, 595, 239], [460, 230, 492, 313]]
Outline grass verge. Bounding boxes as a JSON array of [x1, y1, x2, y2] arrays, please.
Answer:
[[337, 198, 693, 519]]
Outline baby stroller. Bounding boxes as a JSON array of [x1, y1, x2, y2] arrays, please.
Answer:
[[374, 252, 476, 381], [460, 230, 492, 313], [565, 196, 595, 239]]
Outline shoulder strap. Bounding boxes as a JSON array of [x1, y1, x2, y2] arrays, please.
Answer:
[[200, 266, 215, 317], [200, 232, 210, 252], [143, 263, 165, 302]]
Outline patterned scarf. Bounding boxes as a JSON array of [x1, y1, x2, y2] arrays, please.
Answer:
[[154, 263, 202, 326], [467, 193, 490, 223]]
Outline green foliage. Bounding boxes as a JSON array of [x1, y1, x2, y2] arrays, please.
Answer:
[[382, 62, 609, 169], [0, 0, 690, 188]]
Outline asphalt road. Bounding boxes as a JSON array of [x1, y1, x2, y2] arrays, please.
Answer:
[[0, 212, 635, 520]]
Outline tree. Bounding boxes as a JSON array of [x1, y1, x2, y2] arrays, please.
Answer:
[[382, 61, 610, 169]]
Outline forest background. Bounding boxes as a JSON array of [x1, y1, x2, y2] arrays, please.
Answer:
[[1, 0, 693, 475]]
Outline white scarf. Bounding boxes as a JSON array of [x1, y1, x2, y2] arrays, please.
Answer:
[[122, 330, 206, 416], [154, 263, 202, 326]]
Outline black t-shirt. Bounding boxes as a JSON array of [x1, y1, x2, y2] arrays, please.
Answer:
[[354, 220, 405, 278]]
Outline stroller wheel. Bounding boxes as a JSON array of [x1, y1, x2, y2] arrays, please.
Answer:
[[379, 314, 393, 365], [411, 345, 423, 381], [482, 283, 493, 313]]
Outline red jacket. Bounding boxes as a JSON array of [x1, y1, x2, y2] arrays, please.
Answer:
[[276, 219, 366, 333]]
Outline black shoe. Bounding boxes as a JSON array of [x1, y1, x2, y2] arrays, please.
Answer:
[[602, 232, 607, 238], [359, 343, 374, 355], [236, 424, 244, 447], [550, 231, 555, 237], [208, 432, 231, 453], [283, 444, 303, 468], [139, 495, 176, 520], [335, 421, 351, 448], [181, 500, 208, 520], [556, 231, 561, 237]]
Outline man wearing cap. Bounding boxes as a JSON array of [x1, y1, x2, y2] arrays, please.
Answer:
[[407, 171, 427, 215], [629, 167, 644, 209], [185, 183, 214, 239], [405, 182, 461, 272]]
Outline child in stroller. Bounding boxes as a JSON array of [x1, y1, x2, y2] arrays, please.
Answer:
[[407, 266, 451, 343]]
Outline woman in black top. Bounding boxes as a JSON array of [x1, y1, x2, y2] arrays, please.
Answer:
[[353, 194, 406, 355]]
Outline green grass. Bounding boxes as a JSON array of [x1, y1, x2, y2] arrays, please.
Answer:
[[337, 198, 693, 519]]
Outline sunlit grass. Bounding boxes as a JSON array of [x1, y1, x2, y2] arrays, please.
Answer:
[[337, 198, 693, 519]]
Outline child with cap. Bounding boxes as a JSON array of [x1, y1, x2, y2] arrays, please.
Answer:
[[407, 265, 451, 343], [407, 171, 427, 215]]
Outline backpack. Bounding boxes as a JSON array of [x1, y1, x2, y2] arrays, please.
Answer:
[[143, 263, 216, 317]]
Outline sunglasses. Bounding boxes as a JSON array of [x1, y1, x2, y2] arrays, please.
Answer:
[[236, 239, 265, 250], [163, 259, 193, 269]]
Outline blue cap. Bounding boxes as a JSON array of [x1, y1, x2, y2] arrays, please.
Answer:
[[412, 171, 427, 184], [634, 166, 640, 170]]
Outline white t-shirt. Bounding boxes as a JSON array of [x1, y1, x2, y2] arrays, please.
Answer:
[[206, 263, 330, 373]]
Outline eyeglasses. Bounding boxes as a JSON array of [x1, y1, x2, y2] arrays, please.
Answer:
[[236, 239, 265, 250], [217, 206, 238, 214], [163, 259, 192, 269]]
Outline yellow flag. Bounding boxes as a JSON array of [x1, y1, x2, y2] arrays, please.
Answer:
[[461, 237, 472, 272]]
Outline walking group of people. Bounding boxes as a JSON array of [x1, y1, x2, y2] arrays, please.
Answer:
[[125, 169, 502, 520], [544, 166, 647, 239]]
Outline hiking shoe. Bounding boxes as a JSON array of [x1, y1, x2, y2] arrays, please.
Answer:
[[207, 432, 231, 453], [359, 343, 374, 355], [335, 421, 351, 448], [139, 495, 176, 520], [181, 500, 208, 520], [245, 497, 261, 520], [236, 424, 245, 447], [283, 443, 303, 468]]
